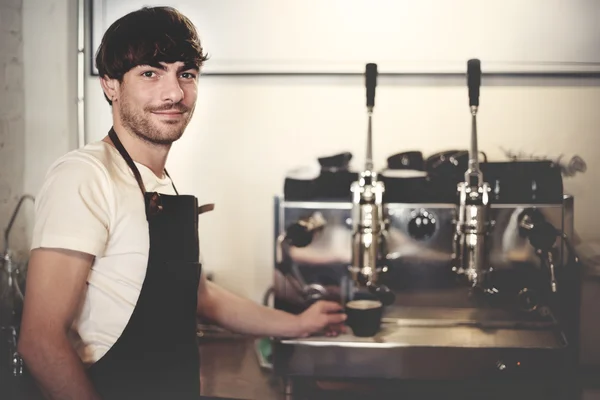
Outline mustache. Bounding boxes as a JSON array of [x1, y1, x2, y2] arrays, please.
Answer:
[[146, 103, 190, 113]]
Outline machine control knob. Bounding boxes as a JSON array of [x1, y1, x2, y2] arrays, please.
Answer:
[[285, 222, 314, 248], [367, 282, 396, 306], [407, 210, 437, 240], [517, 288, 539, 312], [496, 360, 507, 371]]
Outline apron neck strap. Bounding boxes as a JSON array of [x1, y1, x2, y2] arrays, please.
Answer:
[[108, 128, 179, 195]]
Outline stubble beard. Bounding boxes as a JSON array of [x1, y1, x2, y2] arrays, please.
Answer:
[[119, 96, 195, 147]]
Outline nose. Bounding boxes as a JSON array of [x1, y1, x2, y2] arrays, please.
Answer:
[[160, 74, 184, 104]]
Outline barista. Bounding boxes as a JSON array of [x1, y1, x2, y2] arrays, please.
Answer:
[[18, 6, 346, 400]]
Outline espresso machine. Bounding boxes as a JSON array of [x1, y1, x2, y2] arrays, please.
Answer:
[[271, 61, 581, 399]]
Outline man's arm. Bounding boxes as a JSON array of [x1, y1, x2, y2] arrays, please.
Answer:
[[18, 248, 102, 400], [196, 274, 346, 338]]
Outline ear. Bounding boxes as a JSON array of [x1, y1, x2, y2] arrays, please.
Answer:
[[100, 76, 120, 103]]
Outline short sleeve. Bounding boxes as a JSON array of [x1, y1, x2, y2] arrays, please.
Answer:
[[31, 157, 114, 257]]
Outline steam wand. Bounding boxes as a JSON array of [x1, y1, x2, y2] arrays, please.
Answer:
[[518, 210, 561, 293], [349, 63, 394, 306], [274, 213, 329, 304], [453, 59, 494, 292]]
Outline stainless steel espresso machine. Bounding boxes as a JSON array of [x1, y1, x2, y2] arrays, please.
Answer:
[[271, 61, 582, 399]]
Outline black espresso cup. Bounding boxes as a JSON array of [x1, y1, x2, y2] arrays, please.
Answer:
[[345, 299, 383, 337]]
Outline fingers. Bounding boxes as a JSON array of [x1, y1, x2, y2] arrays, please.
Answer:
[[315, 300, 344, 313], [324, 323, 346, 337], [328, 323, 346, 333], [297, 300, 349, 338], [314, 300, 347, 325], [325, 311, 347, 325]]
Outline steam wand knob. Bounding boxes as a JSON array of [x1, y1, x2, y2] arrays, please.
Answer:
[[366, 281, 396, 306]]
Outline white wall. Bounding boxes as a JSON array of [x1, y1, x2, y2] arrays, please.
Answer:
[[0, 0, 26, 257], [93, 0, 600, 74], [23, 0, 78, 195], [0, 0, 77, 261], [85, 71, 600, 302], [18, 0, 78, 258]]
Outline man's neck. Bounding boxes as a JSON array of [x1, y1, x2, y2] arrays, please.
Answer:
[[104, 124, 171, 178]]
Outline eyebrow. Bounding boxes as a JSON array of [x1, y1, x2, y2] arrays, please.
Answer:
[[144, 62, 199, 72]]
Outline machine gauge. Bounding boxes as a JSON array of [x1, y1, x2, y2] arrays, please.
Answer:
[[407, 209, 437, 240]]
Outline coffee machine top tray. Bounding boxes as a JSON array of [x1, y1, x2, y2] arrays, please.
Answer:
[[284, 155, 564, 205]]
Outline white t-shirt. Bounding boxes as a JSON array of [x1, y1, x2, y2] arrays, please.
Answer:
[[31, 140, 179, 365]]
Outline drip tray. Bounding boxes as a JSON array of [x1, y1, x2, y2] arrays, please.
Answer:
[[282, 306, 565, 349], [281, 322, 565, 349], [275, 307, 569, 380]]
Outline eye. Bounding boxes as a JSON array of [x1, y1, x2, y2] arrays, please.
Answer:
[[141, 71, 156, 78], [181, 72, 197, 79]]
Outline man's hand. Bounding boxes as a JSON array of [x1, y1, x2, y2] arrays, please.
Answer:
[[198, 279, 348, 339], [296, 300, 347, 338]]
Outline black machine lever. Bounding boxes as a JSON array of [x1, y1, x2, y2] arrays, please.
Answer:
[[365, 63, 377, 109], [467, 58, 481, 108]]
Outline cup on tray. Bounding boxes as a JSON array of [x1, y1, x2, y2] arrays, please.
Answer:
[[345, 299, 383, 337]]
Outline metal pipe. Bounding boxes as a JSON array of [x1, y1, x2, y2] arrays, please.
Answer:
[[350, 63, 386, 287], [453, 59, 493, 291], [365, 111, 373, 172]]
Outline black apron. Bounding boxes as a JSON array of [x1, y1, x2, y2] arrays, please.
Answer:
[[86, 128, 202, 399]]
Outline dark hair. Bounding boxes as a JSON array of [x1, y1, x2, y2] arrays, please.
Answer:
[[95, 6, 209, 105]]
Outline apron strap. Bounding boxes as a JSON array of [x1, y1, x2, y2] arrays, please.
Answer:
[[163, 169, 179, 195], [108, 128, 179, 195]]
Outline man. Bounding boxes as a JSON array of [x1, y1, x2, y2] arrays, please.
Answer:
[[18, 6, 346, 400]]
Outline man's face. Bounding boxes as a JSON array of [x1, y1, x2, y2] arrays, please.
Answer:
[[114, 61, 199, 146]]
